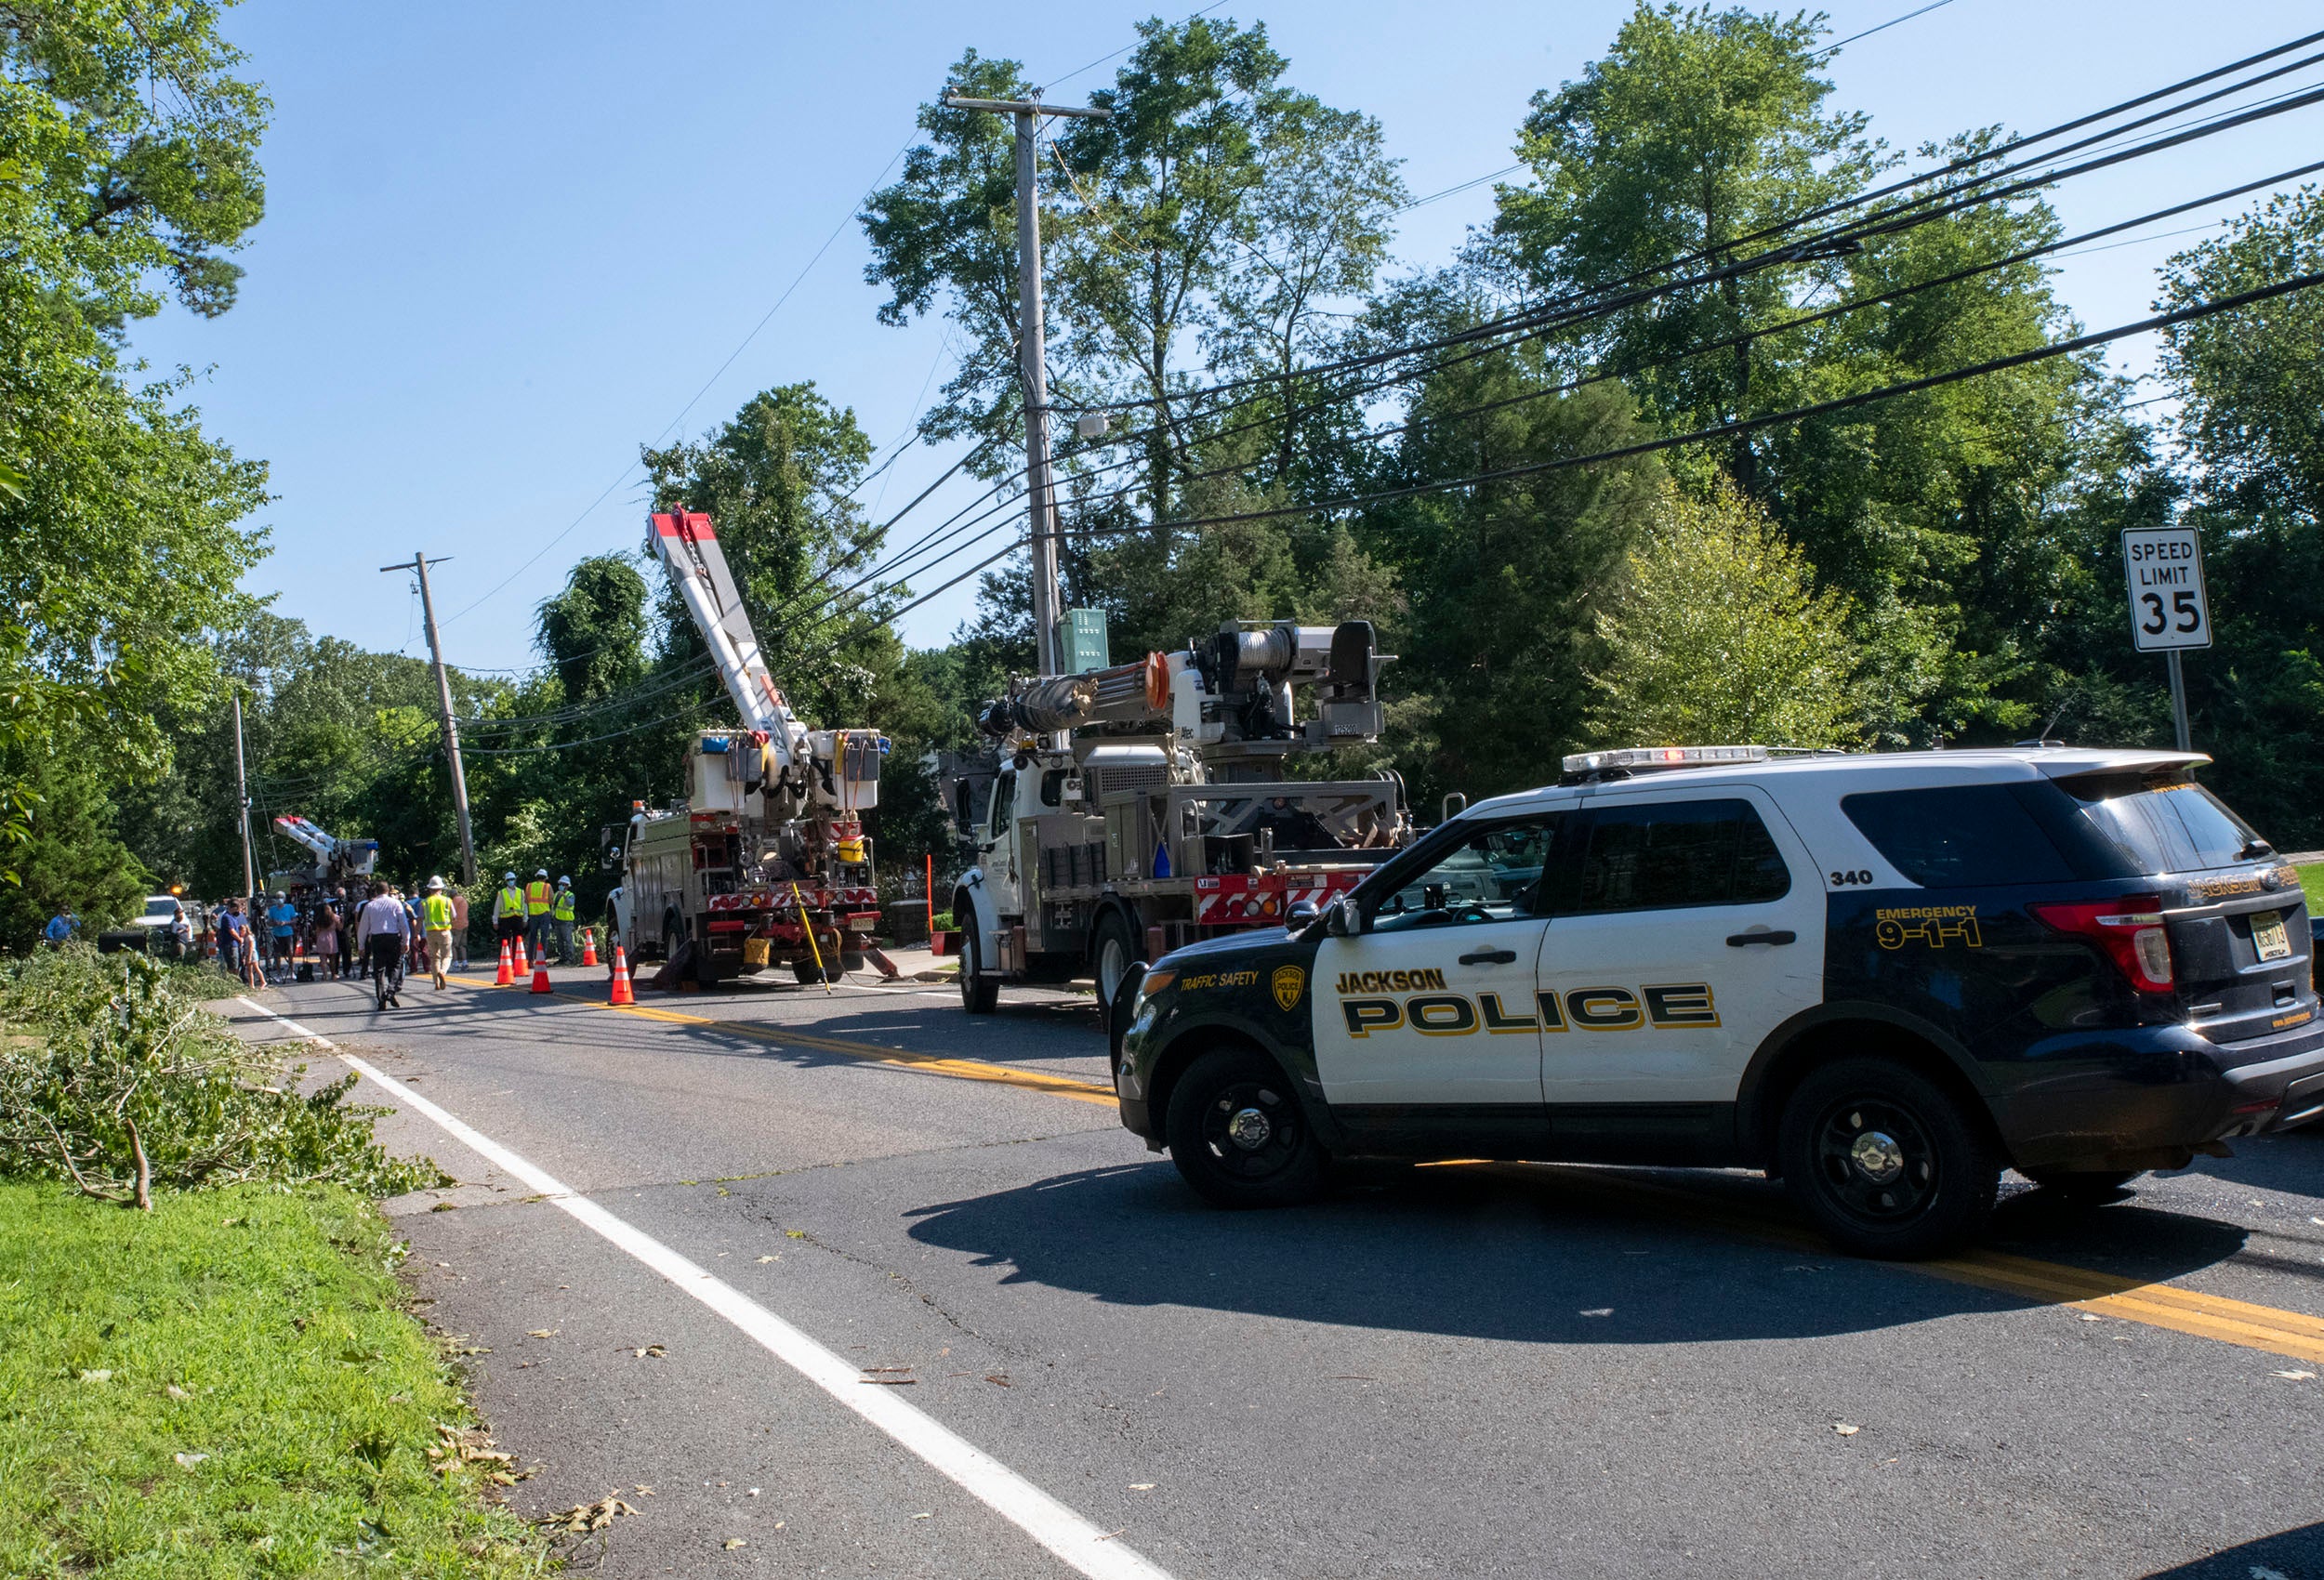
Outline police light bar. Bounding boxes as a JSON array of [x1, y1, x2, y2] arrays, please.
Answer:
[[1561, 744, 1768, 774]]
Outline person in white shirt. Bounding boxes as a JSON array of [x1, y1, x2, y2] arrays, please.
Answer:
[[353, 881, 410, 1009]]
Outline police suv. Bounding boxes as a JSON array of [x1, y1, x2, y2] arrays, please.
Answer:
[[1112, 745, 2324, 1257]]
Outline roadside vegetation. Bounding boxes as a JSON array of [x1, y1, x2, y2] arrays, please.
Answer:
[[0, 947, 549, 1575], [0, 1181, 548, 1578]]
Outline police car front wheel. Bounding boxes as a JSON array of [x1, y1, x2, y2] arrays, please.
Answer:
[[1165, 1047, 1328, 1208], [1777, 1057, 2000, 1259]]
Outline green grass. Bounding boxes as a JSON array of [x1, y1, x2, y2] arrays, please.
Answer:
[[0, 1181, 551, 1578], [2299, 863, 2324, 918]]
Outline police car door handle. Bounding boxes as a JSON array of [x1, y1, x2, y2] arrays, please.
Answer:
[[1459, 948, 1518, 965], [1726, 929, 1797, 947]]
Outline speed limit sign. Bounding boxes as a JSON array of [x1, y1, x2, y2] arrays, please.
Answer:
[[2121, 526, 2212, 652]]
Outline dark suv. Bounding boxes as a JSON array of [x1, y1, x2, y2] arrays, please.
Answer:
[[1112, 746, 2324, 1257]]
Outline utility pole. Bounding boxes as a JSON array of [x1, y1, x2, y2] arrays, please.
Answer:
[[231, 691, 255, 904], [942, 89, 1109, 678], [381, 553, 478, 885]]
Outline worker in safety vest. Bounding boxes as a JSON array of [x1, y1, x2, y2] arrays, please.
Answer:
[[493, 871, 528, 951], [550, 876, 577, 964], [420, 876, 456, 990], [524, 869, 555, 964]]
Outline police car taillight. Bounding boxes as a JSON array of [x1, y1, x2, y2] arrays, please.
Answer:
[[2031, 895, 2174, 994]]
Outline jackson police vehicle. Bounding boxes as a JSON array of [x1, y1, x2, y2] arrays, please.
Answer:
[[1112, 744, 2324, 1257]]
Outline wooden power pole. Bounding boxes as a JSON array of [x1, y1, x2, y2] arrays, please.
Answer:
[[381, 553, 478, 886], [941, 89, 1108, 678]]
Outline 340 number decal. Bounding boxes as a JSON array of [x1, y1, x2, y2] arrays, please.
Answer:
[[1829, 869, 1876, 887]]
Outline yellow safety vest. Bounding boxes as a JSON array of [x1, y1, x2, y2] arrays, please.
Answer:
[[495, 886, 525, 920], [551, 889, 575, 921], [422, 894, 454, 930], [524, 880, 553, 915]]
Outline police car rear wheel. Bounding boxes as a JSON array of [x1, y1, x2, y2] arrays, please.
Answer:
[[1779, 1057, 1999, 1259], [1165, 1047, 1327, 1208]]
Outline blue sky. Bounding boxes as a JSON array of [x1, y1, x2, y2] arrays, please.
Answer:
[[127, 0, 2324, 677]]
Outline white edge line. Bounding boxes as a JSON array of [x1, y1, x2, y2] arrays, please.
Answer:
[[233, 996, 1172, 1580]]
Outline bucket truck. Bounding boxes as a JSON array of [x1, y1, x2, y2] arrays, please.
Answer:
[[951, 618, 1412, 1018], [601, 508, 888, 984], [271, 814, 379, 892]]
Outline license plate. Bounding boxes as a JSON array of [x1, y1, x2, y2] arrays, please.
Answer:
[[2253, 910, 2292, 962]]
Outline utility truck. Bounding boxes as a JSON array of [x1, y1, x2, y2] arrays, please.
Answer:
[[271, 815, 379, 893], [952, 619, 1412, 1016], [602, 508, 886, 984]]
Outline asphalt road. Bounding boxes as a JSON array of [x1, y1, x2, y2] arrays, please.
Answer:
[[225, 963, 2324, 1580]]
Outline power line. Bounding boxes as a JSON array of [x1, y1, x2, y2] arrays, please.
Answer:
[[1810, 0, 1955, 60], [1063, 29, 2324, 418], [1082, 270, 2324, 542]]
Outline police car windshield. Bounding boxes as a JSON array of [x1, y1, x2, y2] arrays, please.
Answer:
[[1375, 822, 1553, 930], [2060, 772, 2265, 874]]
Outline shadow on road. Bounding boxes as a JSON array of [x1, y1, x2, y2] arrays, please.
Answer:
[[902, 1159, 2252, 1347], [2139, 1520, 2324, 1578]]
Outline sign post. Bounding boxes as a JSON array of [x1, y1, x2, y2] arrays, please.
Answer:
[[2120, 525, 2212, 752]]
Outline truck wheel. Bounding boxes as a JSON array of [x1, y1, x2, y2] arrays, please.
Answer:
[[1092, 913, 1138, 1025], [1165, 1047, 1327, 1208], [2022, 1167, 2142, 1203], [959, 926, 998, 1014], [1777, 1056, 1999, 1259], [793, 957, 842, 984]]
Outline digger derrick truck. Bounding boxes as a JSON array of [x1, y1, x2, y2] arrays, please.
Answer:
[[952, 619, 1411, 1017], [270, 815, 379, 893], [601, 508, 887, 985]]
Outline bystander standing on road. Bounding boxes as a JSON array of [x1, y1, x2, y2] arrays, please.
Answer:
[[551, 876, 575, 964], [165, 896, 191, 962], [266, 891, 297, 970], [449, 884, 470, 970], [353, 880, 407, 1009], [218, 899, 261, 988], [311, 900, 342, 981], [42, 906, 77, 948], [420, 876, 455, 991]]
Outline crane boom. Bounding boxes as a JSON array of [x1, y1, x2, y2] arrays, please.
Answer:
[[650, 509, 798, 758]]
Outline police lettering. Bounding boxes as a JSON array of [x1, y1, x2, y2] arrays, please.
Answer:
[[1338, 983, 1719, 1037], [1333, 968, 1449, 994]]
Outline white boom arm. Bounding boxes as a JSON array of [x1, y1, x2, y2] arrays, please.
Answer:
[[272, 814, 337, 860], [650, 509, 802, 766]]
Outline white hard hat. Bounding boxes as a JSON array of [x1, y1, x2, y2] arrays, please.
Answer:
[[426, 876, 445, 891], [557, 876, 571, 886], [503, 870, 517, 881], [535, 868, 548, 878]]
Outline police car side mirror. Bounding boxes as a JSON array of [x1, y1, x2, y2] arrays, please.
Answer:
[[1286, 900, 1319, 928], [1324, 895, 1361, 938]]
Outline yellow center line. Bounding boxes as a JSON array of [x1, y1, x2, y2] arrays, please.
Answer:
[[445, 975, 1119, 1108], [1486, 1162, 2324, 1365]]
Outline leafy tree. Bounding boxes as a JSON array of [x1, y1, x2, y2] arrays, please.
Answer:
[[0, 755, 148, 947], [1495, 2, 1881, 487], [2148, 186, 2324, 841], [1586, 478, 1862, 747], [1, 1, 271, 890]]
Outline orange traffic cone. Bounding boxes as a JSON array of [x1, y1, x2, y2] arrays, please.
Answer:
[[608, 944, 635, 1006], [530, 954, 552, 994], [515, 936, 529, 973], [494, 939, 513, 986], [580, 928, 599, 968]]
